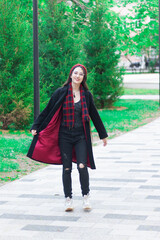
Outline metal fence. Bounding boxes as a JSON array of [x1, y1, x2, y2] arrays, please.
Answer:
[[125, 67, 159, 73]]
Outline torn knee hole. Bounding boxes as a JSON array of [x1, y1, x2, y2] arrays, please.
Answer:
[[64, 168, 71, 174], [79, 163, 85, 168]]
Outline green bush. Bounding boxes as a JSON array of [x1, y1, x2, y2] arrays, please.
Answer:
[[0, 100, 31, 130], [85, 0, 124, 108], [39, 0, 84, 96], [0, 0, 33, 129]]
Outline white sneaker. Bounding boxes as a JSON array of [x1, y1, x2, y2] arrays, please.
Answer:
[[83, 194, 91, 211], [65, 197, 74, 212]]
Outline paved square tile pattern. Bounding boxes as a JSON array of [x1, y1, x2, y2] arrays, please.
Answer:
[[0, 117, 160, 240]]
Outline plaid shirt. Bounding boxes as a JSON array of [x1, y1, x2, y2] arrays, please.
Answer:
[[62, 82, 90, 128]]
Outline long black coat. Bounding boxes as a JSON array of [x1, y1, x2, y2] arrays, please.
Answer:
[[27, 85, 108, 169]]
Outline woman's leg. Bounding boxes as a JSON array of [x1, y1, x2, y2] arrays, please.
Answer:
[[59, 138, 73, 198], [74, 137, 90, 196]]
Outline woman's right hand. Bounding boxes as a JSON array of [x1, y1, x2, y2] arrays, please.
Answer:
[[31, 130, 37, 136]]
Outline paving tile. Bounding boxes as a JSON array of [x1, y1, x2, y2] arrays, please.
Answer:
[[137, 149, 160, 151], [104, 213, 147, 220], [129, 169, 158, 173], [46, 168, 61, 171], [91, 186, 120, 191], [0, 237, 27, 240], [49, 220, 95, 227], [146, 195, 160, 200], [20, 179, 36, 182], [34, 231, 83, 239], [109, 143, 145, 145], [18, 194, 62, 199], [18, 194, 82, 200], [79, 228, 113, 240], [114, 161, 141, 164], [90, 178, 146, 183], [129, 236, 159, 240], [138, 225, 160, 232], [109, 151, 132, 153], [22, 224, 68, 232], [0, 213, 80, 221], [139, 185, 160, 189], [0, 236, 38, 240], [154, 208, 160, 211], [0, 201, 7, 205], [96, 157, 121, 159]]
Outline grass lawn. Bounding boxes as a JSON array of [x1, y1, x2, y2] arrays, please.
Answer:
[[0, 135, 45, 185], [0, 99, 160, 185], [124, 88, 159, 95], [91, 99, 160, 139]]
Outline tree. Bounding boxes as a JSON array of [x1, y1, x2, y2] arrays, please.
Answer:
[[84, 0, 124, 108], [0, 0, 33, 129], [38, 0, 84, 97], [131, 0, 159, 71], [113, 0, 159, 63]]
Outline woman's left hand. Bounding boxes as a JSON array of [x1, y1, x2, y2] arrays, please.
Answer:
[[102, 138, 107, 146]]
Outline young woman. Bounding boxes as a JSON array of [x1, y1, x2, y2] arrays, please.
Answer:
[[27, 64, 108, 211]]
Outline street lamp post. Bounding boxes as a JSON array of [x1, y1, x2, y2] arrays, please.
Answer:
[[33, 0, 40, 120]]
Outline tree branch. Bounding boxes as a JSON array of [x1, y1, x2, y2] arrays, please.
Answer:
[[57, 0, 90, 10]]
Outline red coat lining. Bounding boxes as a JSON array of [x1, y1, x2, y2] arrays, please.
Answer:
[[32, 105, 91, 167]]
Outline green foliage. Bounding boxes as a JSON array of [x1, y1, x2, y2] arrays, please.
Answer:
[[0, 0, 158, 130], [114, 0, 159, 58], [132, 0, 158, 56], [38, 0, 84, 96], [0, 0, 33, 129], [85, 0, 124, 108]]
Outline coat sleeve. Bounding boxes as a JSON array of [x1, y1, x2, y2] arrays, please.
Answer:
[[88, 92, 108, 139], [30, 88, 61, 131]]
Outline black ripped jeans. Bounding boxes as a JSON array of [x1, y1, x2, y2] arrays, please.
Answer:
[[59, 126, 90, 198]]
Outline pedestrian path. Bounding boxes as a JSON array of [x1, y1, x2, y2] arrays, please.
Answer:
[[121, 95, 159, 100], [123, 73, 159, 89], [0, 117, 160, 240]]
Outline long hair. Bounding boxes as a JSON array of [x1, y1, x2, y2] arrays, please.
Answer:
[[63, 66, 89, 90]]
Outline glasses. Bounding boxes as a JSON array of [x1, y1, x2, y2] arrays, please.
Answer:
[[73, 71, 84, 77]]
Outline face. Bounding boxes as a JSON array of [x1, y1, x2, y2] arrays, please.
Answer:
[[70, 67, 85, 85]]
